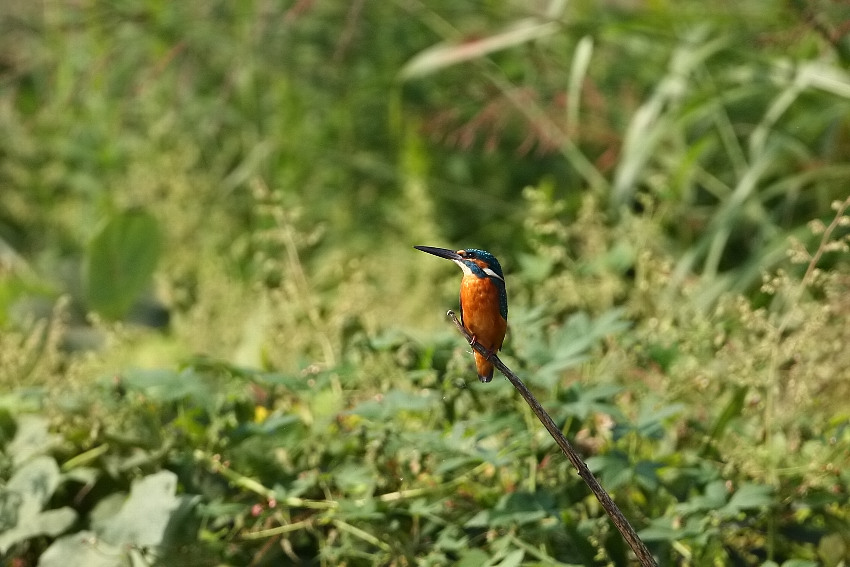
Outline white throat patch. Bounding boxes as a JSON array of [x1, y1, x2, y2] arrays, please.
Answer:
[[453, 259, 473, 276]]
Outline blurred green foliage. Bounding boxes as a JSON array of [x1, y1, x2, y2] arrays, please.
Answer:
[[1, 1, 850, 565]]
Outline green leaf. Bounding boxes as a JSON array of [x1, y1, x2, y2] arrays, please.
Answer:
[[119, 367, 210, 404], [6, 414, 60, 466], [639, 516, 705, 542], [457, 549, 491, 567], [333, 462, 376, 496], [633, 460, 664, 490], [779, 561, 819, 567], [818, 533, 848, 567], [585, 452, 633, 490], [38, 531, 124, 567], [496, 549, 525, 567], [310, 387, 344, 424], [677, 480, 728, 515], [85, 208, 162, 319], [630, 399, 686, 439], [638, 520, 681, 543], [348, 390, 437, 420], [560, 383, 625, 421], [100, 470, 184, 548], [467, 492, 555, 530], [719, 483, 774, 517], [0, 456, 76, 554], [528, 309, 630, 387]]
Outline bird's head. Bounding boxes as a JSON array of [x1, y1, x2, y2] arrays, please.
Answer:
[[414, 246, 505, 282]]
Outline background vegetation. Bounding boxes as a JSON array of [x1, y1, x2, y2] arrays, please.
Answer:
[[1, 1, 849, 565]]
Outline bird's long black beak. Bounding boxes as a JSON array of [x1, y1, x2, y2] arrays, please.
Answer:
[[413, 245, 463, 261]]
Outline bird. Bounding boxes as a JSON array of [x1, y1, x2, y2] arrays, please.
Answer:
[[414, 246, 507, 382]]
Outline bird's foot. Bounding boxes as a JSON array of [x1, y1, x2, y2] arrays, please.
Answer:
[[469, 335, 496, 360]]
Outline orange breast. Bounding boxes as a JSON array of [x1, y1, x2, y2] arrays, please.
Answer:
[[460, 275, 507, 381]]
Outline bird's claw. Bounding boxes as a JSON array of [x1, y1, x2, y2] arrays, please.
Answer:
[[469, 335, 496, 360]]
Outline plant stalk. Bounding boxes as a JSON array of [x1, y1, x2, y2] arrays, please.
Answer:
[[447, 310, 657, 567]]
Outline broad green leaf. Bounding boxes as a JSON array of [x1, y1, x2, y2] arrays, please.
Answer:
[[469, 492, 554, 529], [464, 509, 490, 528], [576, 384, 624, 401], [634, 460, 664, 490], [6, 414, 60, 466], [496, 549, 526, 567], [0, 456, 76, 553], [639, 516, 705, 542], [585, 452, 632, 490], [631, 400, 686, 439], [638, 517, 681, 542], [100, 470, 182, 548], [816, 534, 847, 567], [119, 367, 209, 404], [85, 208, 162, 319], [676, 480, 729, 515], [527, 309, 630, 387], [38, 531, 124, 567], [434, 456, 479, 475], [89, 492, 128, 533], [719, 483, 774, 517], [348, 390, 437, 420], [560, 383, 625, 421], [5, 455, 60, 508]]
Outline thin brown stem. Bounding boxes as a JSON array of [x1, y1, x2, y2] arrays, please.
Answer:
[[447, 310, 657, 567]]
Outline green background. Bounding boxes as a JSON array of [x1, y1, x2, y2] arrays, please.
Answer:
[[1, 1, 849, 565]]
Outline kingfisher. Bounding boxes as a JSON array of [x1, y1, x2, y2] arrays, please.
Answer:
[[414, 246, 508, 382]]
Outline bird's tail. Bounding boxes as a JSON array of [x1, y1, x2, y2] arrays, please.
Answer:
[[474, 351, 495, 383]]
